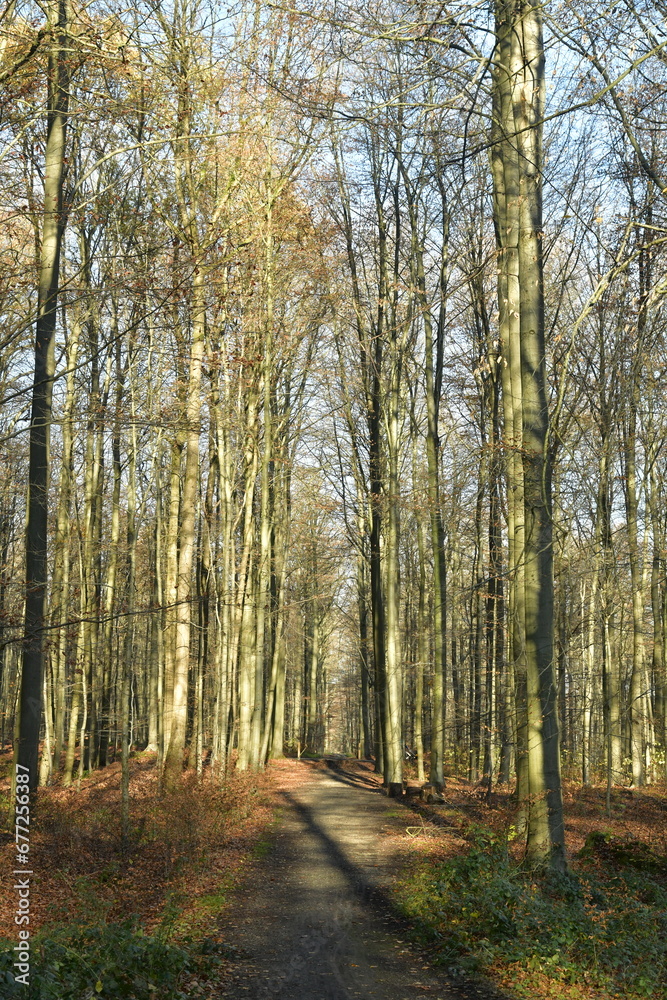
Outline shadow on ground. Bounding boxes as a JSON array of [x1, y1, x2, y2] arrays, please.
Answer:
[[217, 764, 510, 1000]]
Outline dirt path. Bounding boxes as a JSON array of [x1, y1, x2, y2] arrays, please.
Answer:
[[218, 761, 506, 1000]]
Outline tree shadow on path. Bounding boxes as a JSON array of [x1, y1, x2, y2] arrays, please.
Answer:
[[218, 767, 512, 1000]]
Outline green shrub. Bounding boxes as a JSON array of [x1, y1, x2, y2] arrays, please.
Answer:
[[397, 826, 667, 998], [0, 921, 191, 1000]]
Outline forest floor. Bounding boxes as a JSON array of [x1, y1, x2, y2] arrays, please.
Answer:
[[215, 756, 503, 1000], [0, 750, 665, 1000]]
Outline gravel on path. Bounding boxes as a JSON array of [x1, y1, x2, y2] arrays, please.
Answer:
[[218, 761, 510, 1000]]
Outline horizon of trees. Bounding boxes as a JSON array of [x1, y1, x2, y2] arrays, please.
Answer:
[[2, 0, 667, 870]]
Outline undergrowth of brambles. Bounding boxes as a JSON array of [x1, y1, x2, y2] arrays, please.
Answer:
[[0, 751, 275, 999], [0, 921, 193, 999], [396, 820, 667, 1000]]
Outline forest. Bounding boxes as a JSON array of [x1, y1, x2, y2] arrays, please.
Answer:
[[1, 2, 667, 999]]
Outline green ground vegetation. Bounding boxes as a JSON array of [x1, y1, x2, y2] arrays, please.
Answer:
[[396, 823, 667, 999]]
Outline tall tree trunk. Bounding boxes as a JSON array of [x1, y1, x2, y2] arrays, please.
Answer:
[[493, 0, 565, 870], [380, 172, 405, 798], [17, 0, 69, 795], [492, 0, 528, 828], [623, 399, 645, 787], [356, 522, 373, 760], [236, 391, 260, 771], [263, 444, 290, 762], [399, 157, 448, 791], [164, 269, 204, 782], [49, 315, 80, 774], [251, 203, 276, 770], [333, 145, 388, 775], [649, 452, 665, 768], [99, 330, 124, 769], [161, 431, 184, 766], [121, 387, 138, 848], [163, 27, 206, 781], [411, 425, 428, 785]]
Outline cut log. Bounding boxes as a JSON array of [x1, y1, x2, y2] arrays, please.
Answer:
[[420, 783, 444, 804]]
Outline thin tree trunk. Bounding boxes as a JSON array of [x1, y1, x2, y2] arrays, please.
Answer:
[[649, 454, 665, 766], [236, 391, 260, 770], [99, 331, 124, 769], [163, 37, 206, 781], [164, 269, 204, 782], [121, 398, 138, 849], [398, 153, 448, 791], [623, 402, 645, 786], [49, 315, 80, 773]]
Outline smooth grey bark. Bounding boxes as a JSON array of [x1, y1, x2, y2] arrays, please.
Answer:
[[121, 384, 138, 848], [492, 0, 566, 870], [235, 395, 259, 771], [400, 159, 448, 791], [332, 145, 388, 777], [164, 268, 204, 782], [17, 0, 69, 795], [98, 326, 124, 770], [648, 443, 666, 773], [47, 313, 80, 774], [163, 20, 206, 782], [491, 0, 528, 827], [410, 406, 427, 784], [622, 390, 646, 787]]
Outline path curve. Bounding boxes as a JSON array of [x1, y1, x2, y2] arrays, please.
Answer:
[[218, 761, 507, 1000]]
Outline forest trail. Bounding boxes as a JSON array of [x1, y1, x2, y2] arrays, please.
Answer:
[[218, 760, 504, 1000]]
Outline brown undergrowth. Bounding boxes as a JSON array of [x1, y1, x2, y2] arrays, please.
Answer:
[[0, 748, 305, 999], [0, 748, 281, 942], [358, 763, 667, 1000], [337, 759, 667, 865], [1, 752, 665, 1000]]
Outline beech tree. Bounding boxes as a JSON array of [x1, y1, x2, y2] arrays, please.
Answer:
[[491, 0, 565, 869], [17, 0, 69, 795], [2, 1, 667, 864]]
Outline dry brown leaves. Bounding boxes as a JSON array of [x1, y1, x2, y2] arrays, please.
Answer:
[[0, 748, 278, 942], [1, 748, 665, 947]]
